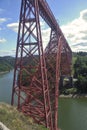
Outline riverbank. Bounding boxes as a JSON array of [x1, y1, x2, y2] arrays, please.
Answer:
[[59, 94, 87, 98], [0, 69, 13, 75], [0, 103, 48, 130], [0, 71, 9, 75]]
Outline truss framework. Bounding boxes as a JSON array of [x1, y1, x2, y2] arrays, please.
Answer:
[[11, 0, 72, 130]]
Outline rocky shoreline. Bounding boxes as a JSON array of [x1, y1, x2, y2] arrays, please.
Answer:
[[0, 71, 10, 75], [0, 122, 10, 130]]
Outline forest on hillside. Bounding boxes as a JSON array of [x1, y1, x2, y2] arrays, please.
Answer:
[[61, 52, 87, 95], [73, 52, 87, 93], [0, 52, 87, 94], [0, 56, 15, 73]]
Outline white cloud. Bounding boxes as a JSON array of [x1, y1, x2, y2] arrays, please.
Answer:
[[60, 9, 87, 52], [7, 21, 51, 49], [0, 49, 16, 57], [40, 20, 47, 29], [6, 9, 87, 52], [41, 28, 51, 49], [40, 19, 51, 49], [7, 22, 19, 33], [0, 38, 6, 43], [7, 21, 47, 33], [0, 18, 7, 23]]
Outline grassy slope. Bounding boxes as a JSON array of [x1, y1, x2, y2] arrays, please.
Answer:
[[0, 103, 48, 130]]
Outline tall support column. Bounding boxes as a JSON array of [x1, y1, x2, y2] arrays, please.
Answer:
[[60, 40, 72, 76], [45, 29, 62, 130], [45, 30, 58, 127], [55, 36, 63, 130], [11, 0, 53, 129], [11, 0, 72, 130]]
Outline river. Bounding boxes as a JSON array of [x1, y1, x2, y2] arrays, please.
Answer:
[[0, 71, 87, 130], [0, 70, 13, 103], [59, 98, 87, 130]]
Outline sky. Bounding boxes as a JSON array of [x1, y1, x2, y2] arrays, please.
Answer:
[[0, 0, 87, 56]]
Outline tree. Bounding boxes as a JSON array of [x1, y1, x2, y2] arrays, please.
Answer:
[[74, 55, 87, 93]]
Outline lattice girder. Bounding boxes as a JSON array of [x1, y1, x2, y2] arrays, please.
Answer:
[[11, 1, 72, 130], [11, 0, 53, 129]]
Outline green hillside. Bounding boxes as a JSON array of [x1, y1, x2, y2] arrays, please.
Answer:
[[0, 56, 15, 73]]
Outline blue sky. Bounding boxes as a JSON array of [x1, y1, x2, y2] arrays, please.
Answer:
[[47, 0, 87, 24], [0, 0, 87, 56]]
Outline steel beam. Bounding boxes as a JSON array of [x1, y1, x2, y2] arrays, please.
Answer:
[[11, 0, 72, 130]]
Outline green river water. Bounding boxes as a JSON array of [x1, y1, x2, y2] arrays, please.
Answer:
[[0, 70, 87, 130]]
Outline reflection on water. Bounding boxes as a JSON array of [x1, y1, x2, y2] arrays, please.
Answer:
[[59, 98, 87, 130], [0, 70, 13, 104], [0, 71, 87, 130]]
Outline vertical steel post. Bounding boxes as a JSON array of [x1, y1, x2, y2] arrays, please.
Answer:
[[55, 36, 62, 130]]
